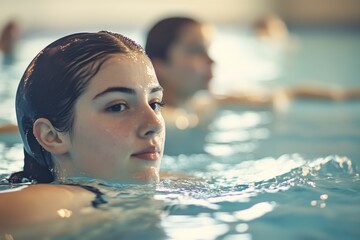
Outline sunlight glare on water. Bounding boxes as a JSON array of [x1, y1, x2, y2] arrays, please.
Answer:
[[205, 110, 271, 156], [232, 202, 276, 221], [209, 111, 271, 131], [162, 215, 229, 240]]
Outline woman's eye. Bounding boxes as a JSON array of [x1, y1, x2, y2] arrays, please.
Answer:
[[150, 101, 165, 112], [106, 103, 128, 112], [186, 45, 207, 56]]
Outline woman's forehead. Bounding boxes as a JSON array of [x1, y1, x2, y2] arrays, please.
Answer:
[[179, 24, 212, 39], [104, 53, 150, 66], [174, 25, 212, 50], [98, 53, 154, 77], [85, 53, 159, 93]]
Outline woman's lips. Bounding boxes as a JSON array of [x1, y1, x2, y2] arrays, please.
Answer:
[[131, 146, 160, 161]]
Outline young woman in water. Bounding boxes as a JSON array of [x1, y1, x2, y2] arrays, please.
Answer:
[[0, 31, 165, 231]]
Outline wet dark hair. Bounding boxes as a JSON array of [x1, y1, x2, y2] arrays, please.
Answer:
[[9, 31, 145, 183], [145, 16, 199, 61]]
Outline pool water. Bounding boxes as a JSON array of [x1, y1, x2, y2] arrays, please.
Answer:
[[1, 26, 360, 239]]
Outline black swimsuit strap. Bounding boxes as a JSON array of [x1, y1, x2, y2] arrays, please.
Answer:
[[65, 184, 108, 208]]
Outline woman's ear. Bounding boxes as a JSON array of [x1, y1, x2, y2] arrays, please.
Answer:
[[33, 118, 70, 155]]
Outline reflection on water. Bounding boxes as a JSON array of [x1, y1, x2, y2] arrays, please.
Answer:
[[205, 110, 271, 157], [158, 154, 359, 240], [0, 145, 359, 239]]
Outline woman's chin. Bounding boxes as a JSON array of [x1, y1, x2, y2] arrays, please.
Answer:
[[133, 166, 160, 183]]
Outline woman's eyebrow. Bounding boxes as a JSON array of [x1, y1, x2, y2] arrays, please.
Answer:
[[150, 86, 163, 93], [93, 87, 136, 99]]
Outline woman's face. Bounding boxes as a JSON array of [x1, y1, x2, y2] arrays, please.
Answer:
[[164, 23, 214, 97], [66, 53, 165, 183]]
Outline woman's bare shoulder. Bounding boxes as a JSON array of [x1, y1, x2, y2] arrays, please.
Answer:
[[0, 183, 95, 201], [0, 184, 96, 231]]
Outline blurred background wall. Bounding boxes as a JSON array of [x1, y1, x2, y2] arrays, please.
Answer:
[[1, 0, 360, 32]]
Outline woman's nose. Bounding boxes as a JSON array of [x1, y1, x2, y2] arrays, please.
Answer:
[[203, 52, 214, 66], [207, 54, 214, 64], [138, 107, 164, 139]]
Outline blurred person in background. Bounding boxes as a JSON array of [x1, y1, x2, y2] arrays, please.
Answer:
[[145, 16, 360, 129], [0, 19, 20, 63], [0, 20, 21, 134], [253, 14, 290, 43]]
